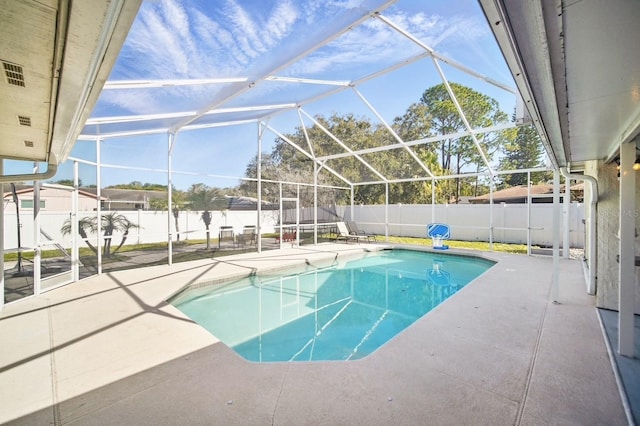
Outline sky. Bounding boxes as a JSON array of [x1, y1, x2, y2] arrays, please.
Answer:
[[35, 0, 517, 190]]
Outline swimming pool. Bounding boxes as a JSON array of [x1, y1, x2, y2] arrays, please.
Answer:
[[171, 249, 495, 362]]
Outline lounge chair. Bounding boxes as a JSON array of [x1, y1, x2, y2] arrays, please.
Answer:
[[346, 221, 377, 242], [218, 226, 235, 249], [336, 222, 370, 243], [237, 225, 257, 246]]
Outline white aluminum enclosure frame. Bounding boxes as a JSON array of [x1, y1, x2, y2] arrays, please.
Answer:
[[73, 6, 564, 267], [3, 4, 570, 308]]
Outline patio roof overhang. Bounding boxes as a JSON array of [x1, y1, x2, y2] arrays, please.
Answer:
[[0, 0, 142, 178], [478, 0, 640, 170]]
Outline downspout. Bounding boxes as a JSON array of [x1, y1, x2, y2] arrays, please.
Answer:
[[560, 167, 598, 295]]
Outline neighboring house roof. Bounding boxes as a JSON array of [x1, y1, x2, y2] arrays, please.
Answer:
[[469, 184, 583, 204], [80, 188, 167, 204], [3, 185, 105, 201], [212, 195, 279, 211]]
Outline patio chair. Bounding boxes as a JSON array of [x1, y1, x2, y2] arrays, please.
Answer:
[[346, 221, 377, 242], [218, 226, 235, 249], [275, 229, 296, 243], [237, 225, 257, 247], [336, 222, 370, 243]]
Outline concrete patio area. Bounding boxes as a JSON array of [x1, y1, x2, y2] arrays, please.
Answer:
[[0, 243, 629, 425]]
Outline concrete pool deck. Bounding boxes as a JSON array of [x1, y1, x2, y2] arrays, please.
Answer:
[[0, 243, 629, 425]]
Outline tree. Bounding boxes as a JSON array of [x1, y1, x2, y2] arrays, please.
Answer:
[[102, 213, 139, 256], [242, 84, 509, 205], [414, 82, 509, 202], [263, 113, 395, 205], [52, 178, 82, 187], [60, 217, 98, 254], [187, 183, 220, 249], [60, 213, 139, 257], [499, 123, 550, 187], [106, 181, 167, 191], [149, 188, 187, 242]]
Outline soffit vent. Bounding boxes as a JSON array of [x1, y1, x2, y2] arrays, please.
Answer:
[[2, 61, 25, 87], [24, 140, 34, 148], [18, 116, 32, 126]]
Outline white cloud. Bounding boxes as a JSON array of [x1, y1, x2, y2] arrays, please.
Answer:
[[261, 1, 298, 46], [284, 9, 489, 77]]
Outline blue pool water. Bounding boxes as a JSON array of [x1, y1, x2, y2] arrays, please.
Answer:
[[171, 249, 494, 362]]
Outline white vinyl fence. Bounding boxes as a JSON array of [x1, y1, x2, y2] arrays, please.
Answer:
[[342, 203, 585, 248], [3, 210, 279, 251], [3, 203, 585, 251]]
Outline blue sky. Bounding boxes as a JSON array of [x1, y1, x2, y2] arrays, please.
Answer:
[[43, 0, 516, 190]]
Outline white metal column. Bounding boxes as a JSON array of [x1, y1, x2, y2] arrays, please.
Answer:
[[385, 183, 389, 240], [489, 179, 494, 251], [563, 175, 570, 258], [313, 161, 318, 245], [618, 141, 636, 357], [96, 138, 103, 275], [257, 123, 264, 252], [527, 171, 532, 256], [350, 186, 354, 225], [72, 161, 79, 282], [552, 169, 560, 303], [167, 132, 177, 266], [431, 179, 436, 223], [33, 164, 41, 294]]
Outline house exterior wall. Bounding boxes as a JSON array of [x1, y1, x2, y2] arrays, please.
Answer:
[[5, 187, 97, 211], [592, 160, 640, 314]]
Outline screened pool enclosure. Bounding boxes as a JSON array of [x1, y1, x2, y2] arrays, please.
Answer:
[[2, 0, 582, 306]]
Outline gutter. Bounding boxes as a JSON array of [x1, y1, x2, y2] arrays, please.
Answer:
[[560, 167, 598, 295], [0, 155, 58, 183]]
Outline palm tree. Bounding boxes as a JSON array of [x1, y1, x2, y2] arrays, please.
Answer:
[[61, 213, 139, 257], [61, 216, 98, 254], [101, 213, 139, 256], [149, 188, 187, 242], [187, 183, 220, 249]]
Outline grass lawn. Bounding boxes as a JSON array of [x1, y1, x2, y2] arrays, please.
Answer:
[[383, 236, 531, 254], [3, 235, 531, 263]]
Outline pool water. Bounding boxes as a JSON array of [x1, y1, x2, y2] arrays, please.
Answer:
[[171, 249, 494, 362]]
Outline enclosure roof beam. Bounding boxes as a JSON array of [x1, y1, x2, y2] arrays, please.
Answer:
[[374, 13, 515, 94], [86, 103, 297, 126], [181, 119, 259, 132], [376, 13, 495, 175], [208, 103, 297, 114], [265, 76, 350, 86], [263, 122, 352, 187], [86, 111, 195, 125], [78, 128, 170, 140], [350, 166, 552, 186], [297, 109, 315, 158], [351, 86, 436, 179], [317, 122, 516, 161], [168, 1, 397, 134], [80, 117, 261, 140], [299, 108, 388, 183], [251, 50, 434, 128], [103, 77, 249, 89]]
